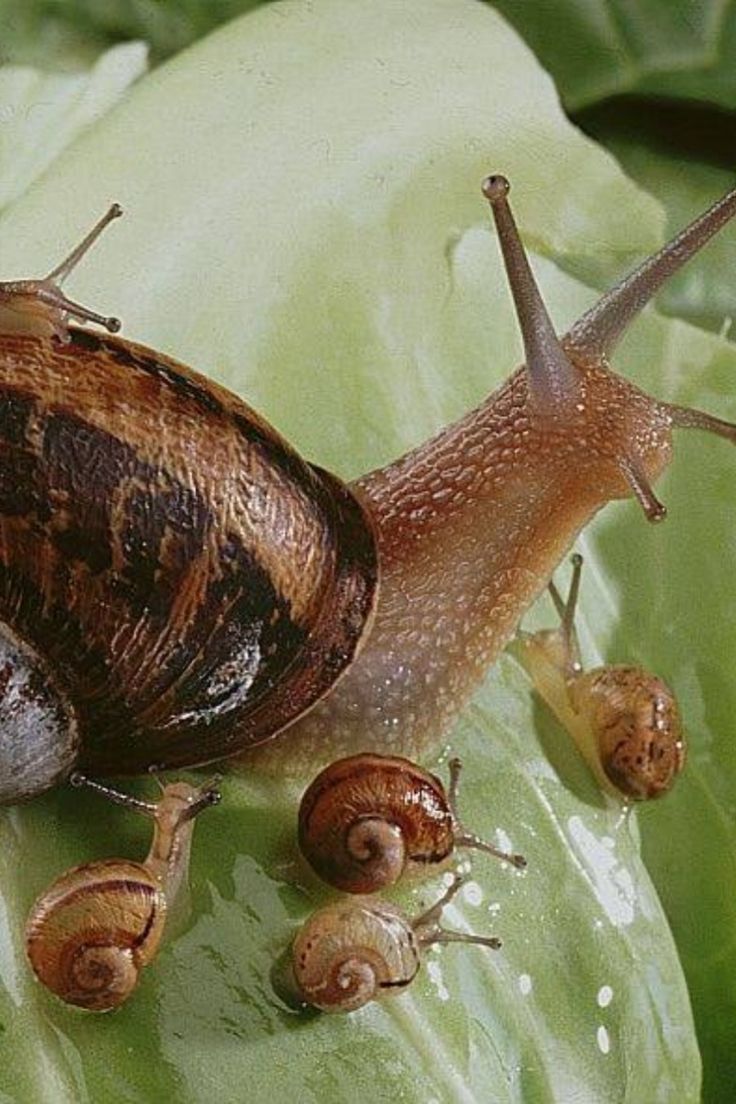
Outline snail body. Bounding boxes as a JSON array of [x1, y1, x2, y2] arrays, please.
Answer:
[[292, 874, 500, 1013], [25, 775, 219, 1010], [1, 177, 735, 797], [298, 753, 525, 893], [518, 554, 685, 800]]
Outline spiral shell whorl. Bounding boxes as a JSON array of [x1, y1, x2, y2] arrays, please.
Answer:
[[298, 754, 454, 893], [292, 898, 420, 1012], [65, 944, 139, 1011], [25, 858, 166, 1011], [343, 816, 406, 891]]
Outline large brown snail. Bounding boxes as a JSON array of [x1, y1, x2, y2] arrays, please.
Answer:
[[298, 753, 526, 893], [0, 175, 734, 797], [24, 773, 220, 1010], [291, 873, 501, 1013], [518, 553, 686, 800]]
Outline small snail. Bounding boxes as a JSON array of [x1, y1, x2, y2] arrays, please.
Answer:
[[518, 554, 686, 800], [25, 774, 220, 1010], [0, 176, 735, 796], [291, 873, 500, 1013], [298, 753, 526, 893]]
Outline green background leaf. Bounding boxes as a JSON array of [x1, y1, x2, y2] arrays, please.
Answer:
[[7, 0, 736, 116], [578, 101, 736, 336], [0, 42, 147, 215], [491, 0, 736, 112], [1, 0, 735, 1100]]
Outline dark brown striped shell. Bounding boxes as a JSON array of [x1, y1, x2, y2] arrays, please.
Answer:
[[292, 897, 420, 1012], [25, 858, 166, 1011], [298, 753, 455, 892], [0, 329, 378, 780]]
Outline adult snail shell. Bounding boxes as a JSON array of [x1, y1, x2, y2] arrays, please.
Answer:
[[518, 554, 685, 800], [0, 176, 735, 795], [291, 873, 500, 1013], [24, 774, 220, 1010], [0, 204, 376, 800], [298, 753, 526, 893]]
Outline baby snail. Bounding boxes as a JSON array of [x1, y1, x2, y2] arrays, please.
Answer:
[[518, 554, 685, 800], [298, 753, 526, 893], [0, 176, 735, 797], [24, 773, 220, 1011], [291, 872, 500, 1013]]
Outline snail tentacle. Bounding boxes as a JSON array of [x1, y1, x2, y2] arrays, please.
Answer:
[[447, 758, 527, 869], [413, 874, 502, 951]]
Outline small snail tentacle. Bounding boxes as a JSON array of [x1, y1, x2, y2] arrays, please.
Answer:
[[25, 774, 219, 1011], [447, 758, 527, 870], [546, 552, 583, 677], [70, 772, 158, 816], [413, 873, 502, 951], [0, 205, 122, 340]]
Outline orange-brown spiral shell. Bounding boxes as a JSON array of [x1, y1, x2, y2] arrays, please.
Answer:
[[25, 858, 166, 1011], [572, 666, 686, 800], [292, 898, 420, 1012], [298, 753, 455, 893]]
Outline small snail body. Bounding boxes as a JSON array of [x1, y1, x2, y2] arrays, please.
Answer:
[[25, 775, 219, 1010], [518, 554, 685, 800], [298, 753, 525, 893], [1, 176, 735, 795], [292, 874, 500, 1013]]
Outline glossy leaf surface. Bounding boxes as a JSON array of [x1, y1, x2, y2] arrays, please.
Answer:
[[1, 1, 735, 1100]]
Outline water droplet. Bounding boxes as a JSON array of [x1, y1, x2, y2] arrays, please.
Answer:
[[426, 960, 450, 1002], [597, 984, 613, 1008], [463, 880, 483, 906]]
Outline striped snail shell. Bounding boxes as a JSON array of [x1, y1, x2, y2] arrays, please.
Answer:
[[292, 897, 420, 1013], [24, 858, 165, 1012], [298, 754, 455, 893], [298, 753, 526, 893]]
